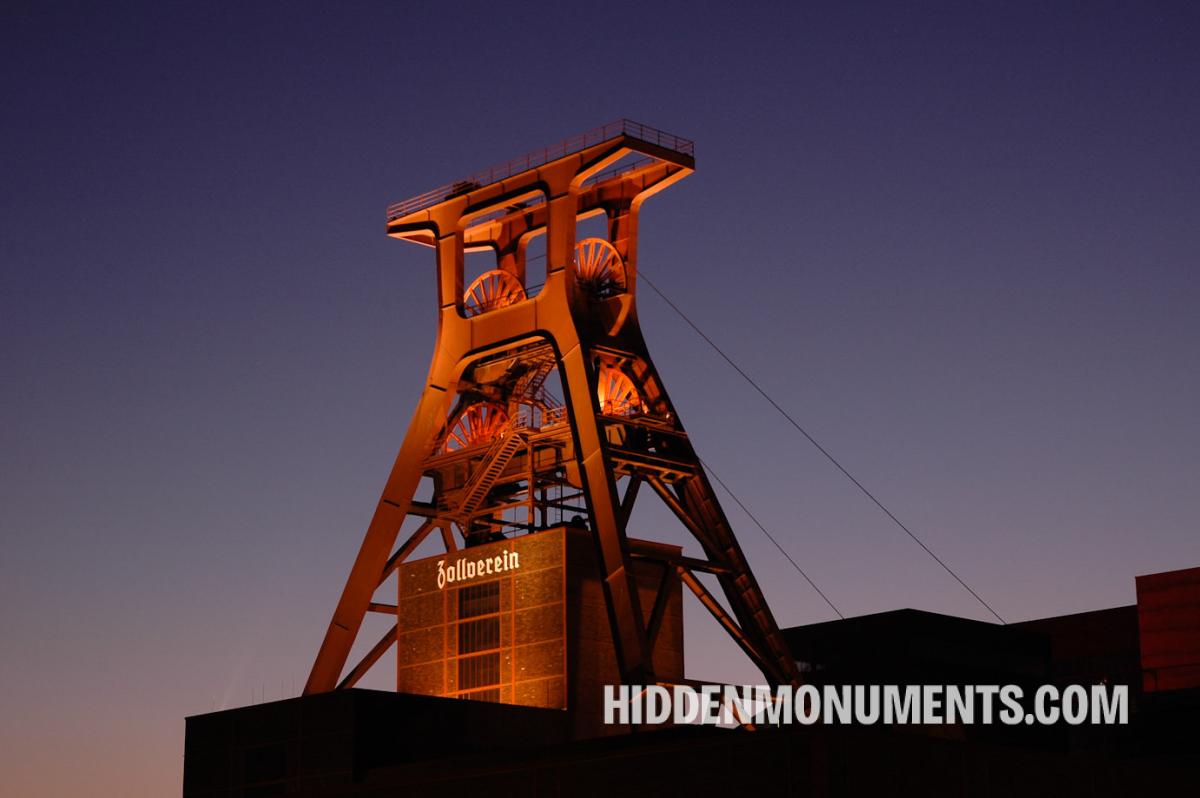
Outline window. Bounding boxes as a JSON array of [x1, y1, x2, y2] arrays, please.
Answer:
[[458, 580, 500, 618], [458, 652, 500, 690]]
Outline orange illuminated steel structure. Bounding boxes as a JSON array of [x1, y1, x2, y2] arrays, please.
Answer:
[[305, 120, 801, 698]]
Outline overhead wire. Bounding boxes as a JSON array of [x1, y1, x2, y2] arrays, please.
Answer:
[[699, 457, 844, 619], [638, 270, 1006, 625]]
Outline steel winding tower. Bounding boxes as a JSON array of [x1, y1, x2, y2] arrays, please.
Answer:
[[305, 120, 800, 695]]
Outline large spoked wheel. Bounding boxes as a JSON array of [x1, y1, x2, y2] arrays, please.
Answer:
[[443, 402, 509, 452], [574, 238, 626, 298], [463, 270, 526, 317], [596, 364, 644, 416]]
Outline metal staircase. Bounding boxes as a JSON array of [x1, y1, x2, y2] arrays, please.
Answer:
[[453, 422, 527, 524], [509, 362, 565, 431]]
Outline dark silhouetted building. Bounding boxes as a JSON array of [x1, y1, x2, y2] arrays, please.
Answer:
[[184, 566, 1200, 796]]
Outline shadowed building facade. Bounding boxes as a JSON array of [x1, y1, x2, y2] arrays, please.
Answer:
[[184, 564, 1200, 796]]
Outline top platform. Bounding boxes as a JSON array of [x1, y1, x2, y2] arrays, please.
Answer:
[[385, 119, 694, 222]]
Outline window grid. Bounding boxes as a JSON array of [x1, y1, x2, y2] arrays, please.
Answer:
[[458, 581, 500, 619], [453, 581, 504, 695], [458, 688, 501, 703], [458, 616, 500, 654], [457, 651, 501, 690]]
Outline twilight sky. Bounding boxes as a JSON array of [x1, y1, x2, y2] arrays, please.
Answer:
[[2, 2, 1198, 795]]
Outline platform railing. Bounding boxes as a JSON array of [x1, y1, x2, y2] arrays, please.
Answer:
[[386, 119, 693, 221]]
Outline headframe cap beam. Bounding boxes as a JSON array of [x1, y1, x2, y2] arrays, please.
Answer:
[[385, 119, 694, 244]]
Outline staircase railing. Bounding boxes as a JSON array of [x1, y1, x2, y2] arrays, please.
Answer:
[[454, 417, 526, 522]]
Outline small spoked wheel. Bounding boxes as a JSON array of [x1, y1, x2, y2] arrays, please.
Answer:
[[596, 364, 643, 416], [574, 238, 626, 298], [463, 270, 526, 317], [443, 402, 509, 451]]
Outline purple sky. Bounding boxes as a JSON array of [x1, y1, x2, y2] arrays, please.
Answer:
[[2, 2, 1198, 795]]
